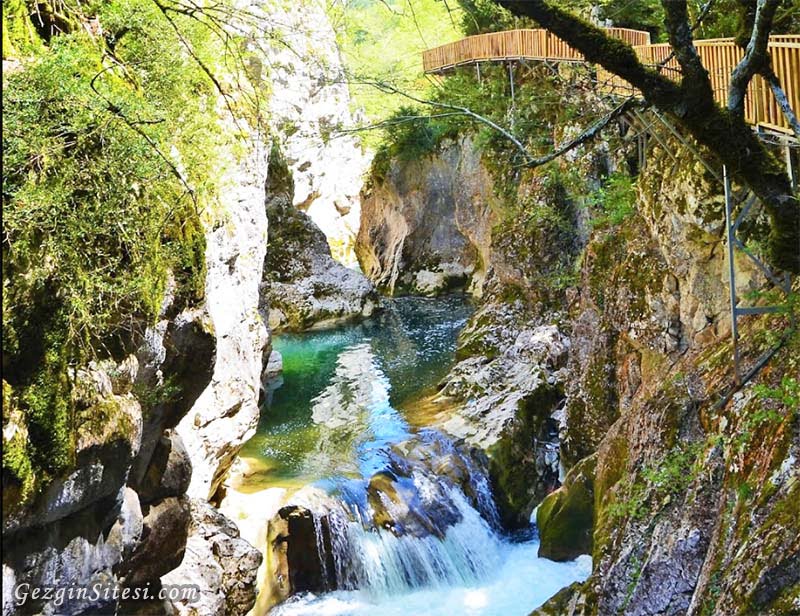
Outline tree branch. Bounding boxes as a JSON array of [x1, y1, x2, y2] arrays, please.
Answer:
[[348, 77, 637, 168], [521, 98, 641, 167], [728, 0, 780, 114], [761, 67, 800, 137], [356, 78, 534, 161], [661, 0, 713, 99], [496, 0, 799, 273]]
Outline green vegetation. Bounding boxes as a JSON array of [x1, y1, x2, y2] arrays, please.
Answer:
[[588, 171, 636, 229], [454, 0, 530, 35], [536, 454, 596, 561], [2, 0, 262, 502], [331, 0, 462, 123], [607, 442, 702, 523]]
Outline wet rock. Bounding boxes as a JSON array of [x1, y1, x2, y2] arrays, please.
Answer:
[[530, 581, 593, 615], [265, 504, 336, 606], [537, 454, 596, 561], [367, 469, 461, 539], [436, 318, 568, 528]]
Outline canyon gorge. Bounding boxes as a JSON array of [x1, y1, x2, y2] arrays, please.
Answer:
[[2, 0, 798, 615]]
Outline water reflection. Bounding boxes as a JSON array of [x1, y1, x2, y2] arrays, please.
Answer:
[[238, 295, 473, 488]]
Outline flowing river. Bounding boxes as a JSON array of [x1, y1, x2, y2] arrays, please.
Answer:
[[236, 296, 590, 616]]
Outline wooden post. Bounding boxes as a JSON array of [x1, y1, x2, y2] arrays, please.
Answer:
[[723, 166, 742, 386], [508, 62, 516, 129]]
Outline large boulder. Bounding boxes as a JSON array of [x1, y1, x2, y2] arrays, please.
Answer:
[[117, 496, 192, 586], [132, 430, 192, 504], [261, 156, 379, 332], [264, 503, 337, 608], [162, 499, 262, 616], [537, 454, 596, 561], [437, 318, 570, 528]]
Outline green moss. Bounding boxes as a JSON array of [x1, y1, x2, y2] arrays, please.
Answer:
[[2, 0, 42, 58], [1, 382, 35, 508], [537, 454, 596, 561], [592, 428, 629, 560], [488, 384, 563, 528], [3, 0, 266, 502]]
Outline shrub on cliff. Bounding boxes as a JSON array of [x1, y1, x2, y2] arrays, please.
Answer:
[[2, 0, 250, 502]]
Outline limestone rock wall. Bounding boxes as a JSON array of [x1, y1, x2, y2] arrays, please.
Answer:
[[357, 135, 496, 296], [403, 119, 796, 614], [541, 135, 796, 616], [264, 0, 370, 265], [2, 123, 269, 616], [261, 148, 379, 332], [174, 128, 270, 502]]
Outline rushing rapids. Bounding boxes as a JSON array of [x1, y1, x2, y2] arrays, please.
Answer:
[[238, 297, 590, 614]]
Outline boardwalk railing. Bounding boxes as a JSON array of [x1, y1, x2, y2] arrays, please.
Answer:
[[423, 29, 800, 134], [422, 28, 651, 71]]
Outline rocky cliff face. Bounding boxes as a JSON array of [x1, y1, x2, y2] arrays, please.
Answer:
[[265, 0, 370, 265], [2, 124, 268, 616], [261, 148, 379, 332], [357, 135, 495, 296], [364, 110, 798, 613], [532, 136, 798, 616], [174, 128, 270, 502], [364, 137, 582, 526]]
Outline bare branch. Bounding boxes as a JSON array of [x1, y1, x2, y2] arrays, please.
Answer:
[[345, 77, 637, 169], [728, 0, 781, 114], [521, 98, 641, 168], [353, 78, 534, 160], [333, 112, 466, 136], [761, 67, 800, 137]]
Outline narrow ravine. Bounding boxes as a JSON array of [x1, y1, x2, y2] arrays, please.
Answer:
[[228, 296, 590, 615]]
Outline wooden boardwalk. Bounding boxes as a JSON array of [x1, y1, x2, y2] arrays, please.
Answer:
[[423, 29, 800, 134]]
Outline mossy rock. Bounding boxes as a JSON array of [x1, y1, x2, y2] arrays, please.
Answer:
[[529, 580, 596, 616], [537, 454, 596, 562], [488, 385, 563, 529]]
